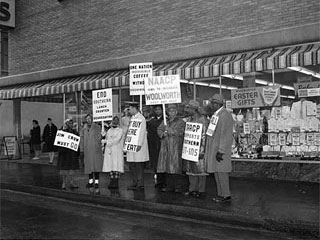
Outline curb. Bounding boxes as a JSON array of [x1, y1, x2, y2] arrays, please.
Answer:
[[1, 182, 318, 238]]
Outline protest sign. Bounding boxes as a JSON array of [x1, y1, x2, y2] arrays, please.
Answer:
[[231, 86, 280, 109], [182, 122, 203, 162], [54, 130, 80, 151], [144, 75, 181, 105], [129, 62, 153, 96], [123, 119, 142, 152], [92, 88, 113, 122]]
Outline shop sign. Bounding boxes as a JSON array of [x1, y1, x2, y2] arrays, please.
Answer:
[[123, 119, 142, 152], [298, 87, 320, 98], [294, 81, 320, 95], [182, 122, 203, 162], [231, 86, 280, 109], [129, 62, 153, 95], [3, 136, 16, 155], [0, 0, 15, 28], [243, 123, 250, 134], [54, 130, 80, 152], [144, 74, 181, 105], [92, 88, 113, 122]]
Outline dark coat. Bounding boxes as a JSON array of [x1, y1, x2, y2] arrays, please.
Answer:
[[147, 116, 163, 171], [42, 124, 58, 152], [57, 128, 80, 171], [30, 126, 41, 144]]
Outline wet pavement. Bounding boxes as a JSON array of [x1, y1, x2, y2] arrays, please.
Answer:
[[0, 154, 319, 237], [1, 189, 306, 240]]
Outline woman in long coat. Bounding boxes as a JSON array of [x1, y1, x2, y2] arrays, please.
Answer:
[[81, 114, 104, 194], [42, 118, 58, 164], [57, 119, 80, 190], [157, 104, 186, 192], [102, 116, 124, 189]]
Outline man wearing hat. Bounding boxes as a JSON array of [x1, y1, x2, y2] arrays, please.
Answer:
[[205, 94, 234, 203], [126, 101, 149, 190]]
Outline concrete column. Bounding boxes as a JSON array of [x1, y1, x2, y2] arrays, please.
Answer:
[[13, 99, 21, 139]]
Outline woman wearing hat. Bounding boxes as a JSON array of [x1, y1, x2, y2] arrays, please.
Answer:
[[157, 104, 186, 193], [183, 100, 209, 198]]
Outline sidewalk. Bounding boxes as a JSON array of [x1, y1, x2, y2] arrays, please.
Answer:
[[1, 154, 319, 238]]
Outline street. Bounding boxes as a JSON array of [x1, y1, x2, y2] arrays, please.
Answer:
[[0, 190, 304, 240]]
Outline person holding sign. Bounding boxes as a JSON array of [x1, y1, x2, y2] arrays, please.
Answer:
[[57, 119, 80, 190], [157, 104, 186, 193], [125, 102, 149, 191], [102, 116, 124, 189], [205, 94, 234, 203], [81, 114, 104, 194], [183, 100, 209, 198]]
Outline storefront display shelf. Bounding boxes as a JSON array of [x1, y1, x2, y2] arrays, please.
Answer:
[[231, 158, 320, 164]]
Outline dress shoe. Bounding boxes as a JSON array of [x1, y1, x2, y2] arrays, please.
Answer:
[[70, 184, 79, 189], [214, 196, 231, 203], [127, 185, 137, 190]]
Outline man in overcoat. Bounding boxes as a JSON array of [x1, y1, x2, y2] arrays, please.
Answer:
[[205, 94, 234, 203], [126, 102, 149, 190]]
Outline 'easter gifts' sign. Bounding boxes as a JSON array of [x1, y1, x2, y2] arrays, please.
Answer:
[[182, 122, 203, 162], [123, 119, 142, 152]]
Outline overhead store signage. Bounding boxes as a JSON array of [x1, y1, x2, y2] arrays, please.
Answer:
[[144, 74, 181, 105], [123, 119, 142, 152], [231, 86, 280, 109], [54, 130, 80, 152], [0, 0, 15, 28], [298, 88, 320, 98], [294, 81, 320, 95], [92, 88, 113, 122], [129, 62, 153, 95], [182, 122, 203, 162]]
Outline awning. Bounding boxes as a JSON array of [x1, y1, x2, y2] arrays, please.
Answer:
[[1, 42, 319, 100]]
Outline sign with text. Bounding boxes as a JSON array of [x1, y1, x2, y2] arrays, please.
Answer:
[[92, 88, 113, 122], [294, 81, 320, 95], [231, 86, 280, 109], [182, 122, 203, 162], [123, 119, 142, 152], [3, 136, 16, 155], [54, 130, 80, 152], [0, 0, 15, 28], [298, 88, 320, 98], [129, 62, 153, 95], [145, 75, 181, 105]]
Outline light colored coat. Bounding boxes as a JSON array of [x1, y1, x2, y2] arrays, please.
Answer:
[[81, 123, 104, 174], [205, 107, 234, 173], [126, 112, 149, 163], [102, 127, 124, 173]]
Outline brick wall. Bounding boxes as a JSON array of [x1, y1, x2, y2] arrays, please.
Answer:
[[9, 0, 320, 75]]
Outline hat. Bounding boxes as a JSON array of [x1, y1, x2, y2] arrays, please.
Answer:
[[186, 100, 200, 109], [124, 101, 139, 108], [209, 94, 224, 104], [167, 104, 177, 110]]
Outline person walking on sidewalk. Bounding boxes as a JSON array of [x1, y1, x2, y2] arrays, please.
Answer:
[[81, 114, 104, 194], [157, 104, 186, 193], [147, 105, 166, 189], [183, 100, 209, 198], [126, 102, 149, 191], [57, 119, 80, 190], [102, 116, 124, 190], [42, 118, 58, 164], [205, 94, 234, 203], [30, 120, 41, 160]]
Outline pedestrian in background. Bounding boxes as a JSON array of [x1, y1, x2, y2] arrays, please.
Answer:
[[42, 118, 58, 164], [183, 100, 209, 198], [126, 102, 149, 191], [81, 114, 104, 194], [205, 94, 234, 203], [57, 119, 79, 190], [157, 104, 186, 193], [30, 120, 41, 160], [147, 105, 166, 189], [102, 116, 124, 189]]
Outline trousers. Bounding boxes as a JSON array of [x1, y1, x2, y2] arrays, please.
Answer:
[[214, 172, 231, 197]]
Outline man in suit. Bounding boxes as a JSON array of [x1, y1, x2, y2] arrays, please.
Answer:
[[205, 94, 234, 203]]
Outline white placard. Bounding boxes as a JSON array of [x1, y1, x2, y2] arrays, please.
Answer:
[[182, 122, 203, 162], [123, 119, 142, 152], [92, 88, 113, 122], [3, 136, 16, 156], [144, 75, 181, 105], [243, 123, 250, 134], [129, 62, 153, 95], [54, 130, 80, 152]]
